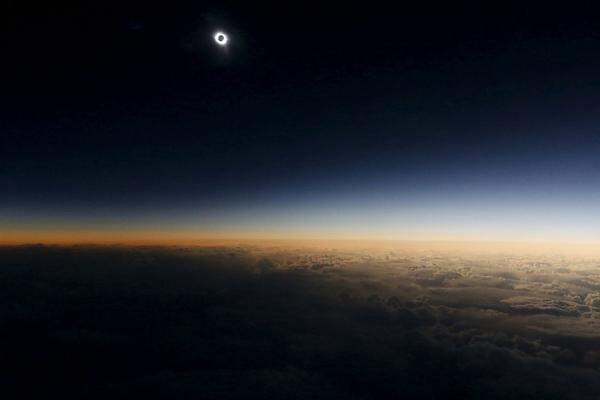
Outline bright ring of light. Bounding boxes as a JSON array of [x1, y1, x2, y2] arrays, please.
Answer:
[[214, 31, 229, 46]]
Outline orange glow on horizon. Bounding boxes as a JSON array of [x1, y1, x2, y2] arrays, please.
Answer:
[[3, 229, 600, 256]]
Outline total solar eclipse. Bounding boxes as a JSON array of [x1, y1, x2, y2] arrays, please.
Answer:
[[214, 31, 229, 46]]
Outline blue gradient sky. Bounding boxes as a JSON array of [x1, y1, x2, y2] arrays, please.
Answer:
[[3, 2, 600, 243]]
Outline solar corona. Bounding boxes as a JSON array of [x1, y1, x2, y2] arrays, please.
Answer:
[[214, 31, 228, 46]]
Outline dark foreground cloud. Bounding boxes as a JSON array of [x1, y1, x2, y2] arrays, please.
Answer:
[[1, 245, 600, 399]]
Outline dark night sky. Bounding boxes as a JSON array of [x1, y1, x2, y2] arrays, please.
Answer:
[[3, 1, 600, 241]]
